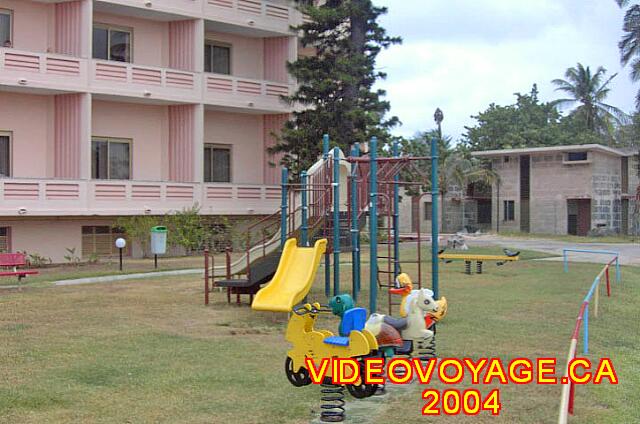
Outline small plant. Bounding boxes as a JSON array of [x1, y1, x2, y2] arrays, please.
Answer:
[[86, 252, 100, 265], [63, 247, 80, 266], [19, 251, 52, 268]]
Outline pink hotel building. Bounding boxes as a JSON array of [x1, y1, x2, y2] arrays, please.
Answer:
[[0, 0, 308, 261]]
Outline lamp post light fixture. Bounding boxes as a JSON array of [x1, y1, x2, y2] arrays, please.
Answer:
[[115, 237, 126, 271], [434, 108, 444, 142]]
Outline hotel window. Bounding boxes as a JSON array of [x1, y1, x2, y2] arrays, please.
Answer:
[[204, 144, 231, 183], [0, 131, 10, 177], [93, 24, 132, 63], [0, 227, 9, 253], [423, 202, 432, 221], [91, 138, 131, 180], [503, 200, 515, 221], [567, 151, 588, 162], [0, 9, 11, 48], [204, 42, 231, 74], [82, 226, 127, 257]]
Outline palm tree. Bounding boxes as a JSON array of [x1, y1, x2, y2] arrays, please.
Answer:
[[616, 1, 640, 108], [551, 63, 628, 133]]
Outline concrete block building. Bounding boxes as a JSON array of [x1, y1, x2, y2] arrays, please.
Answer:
[[0, 0, 305, 261], [472, 145, 639, 236]]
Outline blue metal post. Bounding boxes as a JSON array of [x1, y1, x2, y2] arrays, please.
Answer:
[[431, 137, 440, 299], [301, 171, 308, 246], [333, 147, 341, 296], [616, 256, 621, 283], [392, 139, 400, 276], [280, 167, 288, 248], [369, 137, 378, 313], [351, 144, 361, 298], [583, 304, 589, 355], [323, 134, 329, 160], [563, 250, 569, 273]]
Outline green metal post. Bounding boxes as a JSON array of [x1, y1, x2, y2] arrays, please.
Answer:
[[350, 145, 359, 300], [280, 167, 288, 248], [354, 143, 361, 293], [369, 137, 378, 313], [431, 137, 440, 299], [333, 147, 340, 296], [323, 134, 329, 159], [393, 139, 400, 276], [301, 171, 308, 246]]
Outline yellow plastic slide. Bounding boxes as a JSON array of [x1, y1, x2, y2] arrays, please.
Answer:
[[251, 238, 327, 313]]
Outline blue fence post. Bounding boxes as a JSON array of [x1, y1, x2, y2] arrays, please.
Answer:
[[333, 147, 341, 296], [616, 256, 621, 283], [369, 137, 378, 313], [280, 167, 288, 248], [350, 145, 360, 300], [392, 139, 400, 276], [301, 171, 308, 247], [431, 137, 440, 300], [323, 136, 330, 297], [563, 249, 569, 273], [583, 304, 589, 355]]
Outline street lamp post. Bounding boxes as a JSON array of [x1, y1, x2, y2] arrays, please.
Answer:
[[434, 108, 444, 142], [115, 238, 126, 271]]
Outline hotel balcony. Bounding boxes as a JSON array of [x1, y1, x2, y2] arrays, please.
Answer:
[[204, 0, 296, 36], [204, 73, 291, 112], [0, 48, 88, 93], [0, 179, 282, 216], [91, 60, 202, 103]]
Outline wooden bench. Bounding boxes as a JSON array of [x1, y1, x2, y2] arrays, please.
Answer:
[[0, 253, 40, 280]]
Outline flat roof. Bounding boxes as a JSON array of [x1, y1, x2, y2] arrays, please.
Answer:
[[471, 144, 630, 158]]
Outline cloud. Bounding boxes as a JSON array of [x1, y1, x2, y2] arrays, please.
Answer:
[[373, 0, 635, 140]]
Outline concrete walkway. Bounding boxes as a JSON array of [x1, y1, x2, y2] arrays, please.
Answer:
[[54, 268, 202, 286], [464, 235, 640, 266]]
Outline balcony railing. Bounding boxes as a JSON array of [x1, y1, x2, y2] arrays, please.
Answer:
[[0, 48, 88, 91], [204, 0, 295, 34], [91, 60, 202, 102], [204, 73, 290, 111], [0, 179, 281, 216]]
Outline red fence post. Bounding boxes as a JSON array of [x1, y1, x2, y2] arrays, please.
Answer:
[[568, 380, 575, 415], [605, 267, 611, 297], [204, 249, 210, 306]]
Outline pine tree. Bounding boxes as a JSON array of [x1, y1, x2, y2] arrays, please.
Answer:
[[270, 0, 401, 177]]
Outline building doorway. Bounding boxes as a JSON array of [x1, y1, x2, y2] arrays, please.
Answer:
[[567, 199, 591, 236], [519, 155, 530, 233]]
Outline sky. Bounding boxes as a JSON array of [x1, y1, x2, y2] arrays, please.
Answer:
[[372, 0, 635, 141]]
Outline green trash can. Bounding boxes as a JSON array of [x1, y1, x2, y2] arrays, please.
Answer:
[[150, 226, 168, 255]]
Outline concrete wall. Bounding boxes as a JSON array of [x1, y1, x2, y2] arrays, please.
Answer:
[[529, 152, 592, 235], [203, 110, 263, 185], [93, 12, 169, 68], [591, 151, 622, 233], [0, 91, 54, 178], [92, 100, 169, 181], [204, 31, 264, 80], [0, 0, 54, 52]]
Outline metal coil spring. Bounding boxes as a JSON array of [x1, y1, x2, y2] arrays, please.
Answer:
[[320, 383, 345, 422], [414, 334, 437, 362]]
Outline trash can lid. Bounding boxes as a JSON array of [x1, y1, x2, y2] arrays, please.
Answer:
[[151, 226, 168, 232]]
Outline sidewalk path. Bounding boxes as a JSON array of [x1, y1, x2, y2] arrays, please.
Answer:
[[54, 269, 202, 286], [463, 235, 640, 266]]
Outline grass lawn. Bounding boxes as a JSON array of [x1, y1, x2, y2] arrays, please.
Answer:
[[0, 246, 637, 423]]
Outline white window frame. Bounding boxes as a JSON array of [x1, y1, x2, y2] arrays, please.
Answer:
[[204, 143, 232, 183], [93, 23, 134, 63], [91, 137, 132, 180], [0, 130, 12, 178], [0, 8, 12, 48], [204, 40, 232, 75]]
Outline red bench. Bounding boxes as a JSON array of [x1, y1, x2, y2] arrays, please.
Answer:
[[0, 253, 39, 280]]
